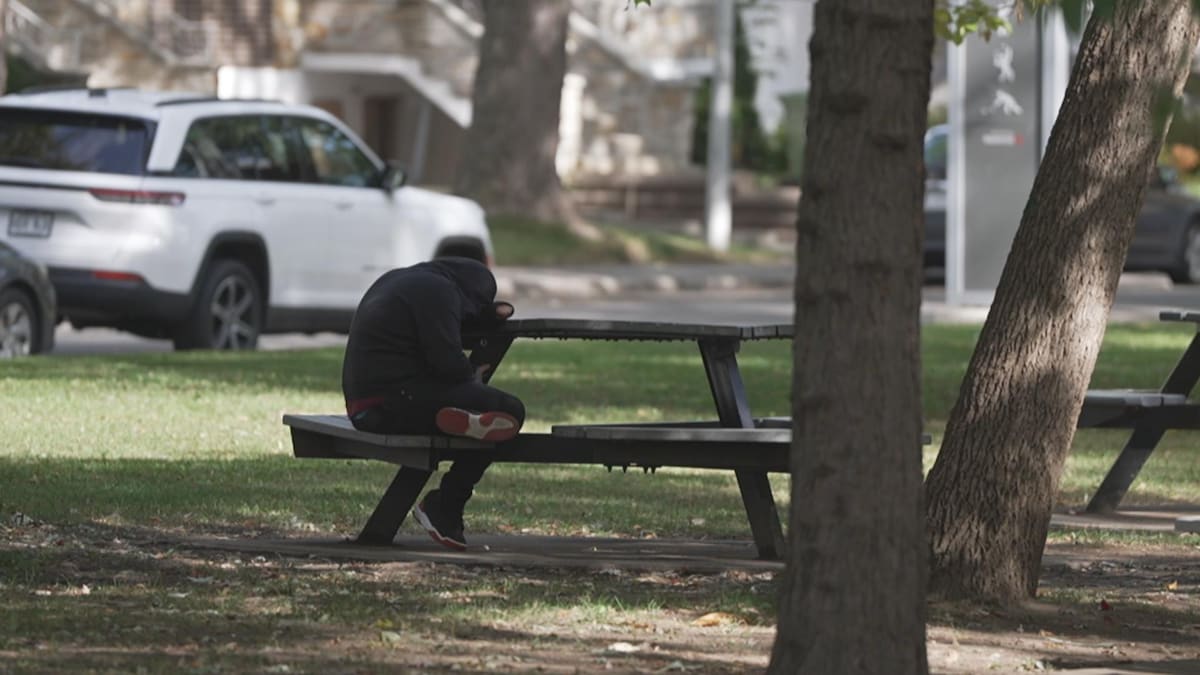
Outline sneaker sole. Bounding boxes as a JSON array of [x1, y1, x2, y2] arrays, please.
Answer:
[[435, 407, 519, 442], [413, 501, 467, 551]]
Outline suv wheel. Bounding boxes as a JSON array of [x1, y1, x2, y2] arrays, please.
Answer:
[[174, 260, 262, 351], [0, 288, 38, 357]]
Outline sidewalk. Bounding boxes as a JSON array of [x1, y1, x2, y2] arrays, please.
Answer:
[[494, 264, 1178, 323], [493, 263, 795, 298]]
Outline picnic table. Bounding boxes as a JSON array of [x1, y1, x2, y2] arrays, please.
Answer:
[[1080, 310, 1200, 512], [285, 318, 794, 559]]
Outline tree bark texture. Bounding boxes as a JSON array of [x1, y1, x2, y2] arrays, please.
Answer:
[[925, 1, 1200, 604], [768, 1, 931, 673], [0, 0, 9, 94], [454, 0, 571, 223]]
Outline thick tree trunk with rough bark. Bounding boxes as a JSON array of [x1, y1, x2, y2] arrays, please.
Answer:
[[454, 0, 575, 225], [925, 1, 1200, 604], [0, 0, 8, 94], [768, 1, 931, 672]]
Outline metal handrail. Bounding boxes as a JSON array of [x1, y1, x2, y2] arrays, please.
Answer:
[[68, 0, 215, 66], [5, 0, 60, 58]]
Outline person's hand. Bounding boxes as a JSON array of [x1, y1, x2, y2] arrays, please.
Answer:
[[493, 301, 514, 321], [475, 363, 491, 381]]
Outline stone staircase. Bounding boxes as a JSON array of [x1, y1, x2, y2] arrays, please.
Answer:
[[67, 0, 215, 66], [4, 0, 214, 88], [300, 0, 477, 126], [3, 0, 73, 71]]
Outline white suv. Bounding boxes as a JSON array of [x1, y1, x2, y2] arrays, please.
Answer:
[[0, 88, 494, 350]]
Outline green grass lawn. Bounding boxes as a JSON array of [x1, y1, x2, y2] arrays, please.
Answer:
[[2, 322, 1198, 540], [0, 340, 792, 539], [4, 323, 1200, 672]]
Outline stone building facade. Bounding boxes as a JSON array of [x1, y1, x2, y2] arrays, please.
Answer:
[[4, 0, 721, 187]]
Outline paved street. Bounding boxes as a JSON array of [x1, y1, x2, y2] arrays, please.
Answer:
[[51, 289, 797, 355], [48, 272, 1200, 355]]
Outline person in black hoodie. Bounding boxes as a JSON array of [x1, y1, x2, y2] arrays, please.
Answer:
[[342, 257, 524, 550]]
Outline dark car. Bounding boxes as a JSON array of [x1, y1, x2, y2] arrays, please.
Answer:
[[0, 241, 56, 356], [923, 124, 1200, 282]]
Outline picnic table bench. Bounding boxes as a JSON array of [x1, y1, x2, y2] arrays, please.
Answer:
[[1079, 310, 1200, 513], [285, 319, 794, 560]]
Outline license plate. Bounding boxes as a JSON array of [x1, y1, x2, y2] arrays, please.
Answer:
[[7, 210, 54, 238]]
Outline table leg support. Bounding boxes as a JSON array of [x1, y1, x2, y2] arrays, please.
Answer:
[[356, 466, 433, 545], [736, 470, 786, 560], [1086, 425, 1165, 514], [699, 337, 787, 560]]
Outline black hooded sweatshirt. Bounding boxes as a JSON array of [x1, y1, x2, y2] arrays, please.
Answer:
[[342, 258, 497, 402]]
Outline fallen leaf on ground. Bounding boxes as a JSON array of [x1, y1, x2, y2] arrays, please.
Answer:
[[692, 612, 741, 627], [605, 642, 642, 653]]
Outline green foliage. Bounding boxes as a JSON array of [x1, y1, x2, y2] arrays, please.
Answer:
[[1164, 78, 1200, 175], [1059, 0, 1086, 33], [691, 12, 788, 176], [1153, 89, 1186, 138], [928, 104, 949, 129], [933, 0, 1125, 43], [4, 54, 84, 95], [935, 0, 1012, 44]]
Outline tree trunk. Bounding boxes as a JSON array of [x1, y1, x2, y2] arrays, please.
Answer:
[[926, 1, 1200, 604], [0, 0, 9, 95], [454, 0, 578, 226], [768, 1, 931, 672]]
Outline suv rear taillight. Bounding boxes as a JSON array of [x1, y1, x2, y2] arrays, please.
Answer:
[[89, 188, 186, 206], [91, 270, 145, 283]]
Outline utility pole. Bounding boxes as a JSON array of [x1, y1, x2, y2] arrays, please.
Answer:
[[705, 0, 734, 252]]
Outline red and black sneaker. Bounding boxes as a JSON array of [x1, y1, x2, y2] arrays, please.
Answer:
[[413, 490, 467, 551], [435, 407, 520, 442]]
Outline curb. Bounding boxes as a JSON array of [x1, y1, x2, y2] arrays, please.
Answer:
[[494, 265, 795, 299]]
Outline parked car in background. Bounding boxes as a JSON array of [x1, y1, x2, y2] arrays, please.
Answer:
[[0, 88, 495, 350], [923, 123, 1200, 282], [0, 241, 56, 357]]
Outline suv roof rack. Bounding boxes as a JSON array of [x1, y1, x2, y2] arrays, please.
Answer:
[[155, 96, 222, 107], [14, 85, 135, 96], [155, 96, 285, 107]]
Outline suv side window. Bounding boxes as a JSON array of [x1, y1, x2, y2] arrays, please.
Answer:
[[292, 118, 380, 188], [173, 116, 267, 180], [259, 116, 310, 183]]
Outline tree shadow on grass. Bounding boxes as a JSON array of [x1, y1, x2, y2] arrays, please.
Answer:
[[0, 525, 777, 673], [5, 521, 1199, 674], [0, 455, 789, 542]]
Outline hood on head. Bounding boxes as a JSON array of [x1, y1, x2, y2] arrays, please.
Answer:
[[425, 257, 496, 320]]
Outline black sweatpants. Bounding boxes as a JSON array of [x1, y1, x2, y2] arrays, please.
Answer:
[[349, 377, 526, 509]]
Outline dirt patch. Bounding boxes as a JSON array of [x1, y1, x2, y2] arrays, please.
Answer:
[[929, 544, 1200, 674], [2, 521, 1198, 674]]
